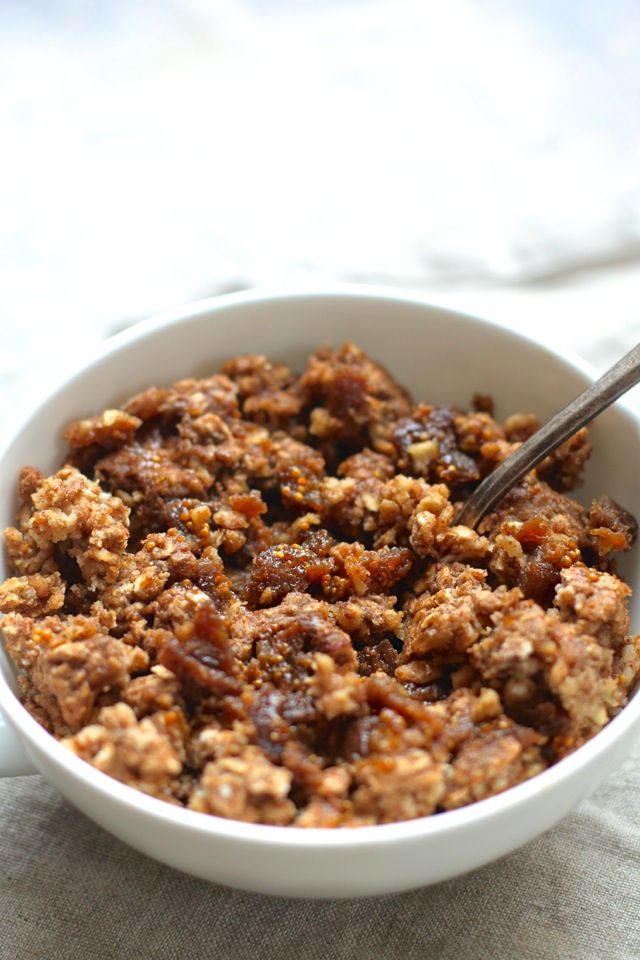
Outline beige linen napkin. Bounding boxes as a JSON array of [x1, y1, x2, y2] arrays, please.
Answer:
[[1, 739, 639, 960]]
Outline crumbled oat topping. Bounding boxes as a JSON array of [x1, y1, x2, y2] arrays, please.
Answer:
[[1, 341, 638, 826]]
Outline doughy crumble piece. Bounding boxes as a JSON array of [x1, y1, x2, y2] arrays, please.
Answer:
[[554, 564, 632, 645], [299, 341, 412, 452], [0, 571, 65, 617], [4, 465, 129, 592], [220, 353, 304, 428], [442, 725, 546, 810], [63, 408, 142, 452], [331, 592, 402, 640], [294, 767, 353, 828], [188, 745, 296, 825], [1, 610, 147, 734], [63, 702, 182, 802], [123, 665, 184, 718], [187, 723, 252, 770], [1, 340, 638, 827], [350, 749, 446, 823], [480, 473, 626, 606], [424, 687, 548, 809], [455, 409, 507, 451], [323, 473, 455, 553], [401, 564, 517, 660], [307, 651, 367, 719], [468, 578, 640, 753], [123, 374, 241, 426]]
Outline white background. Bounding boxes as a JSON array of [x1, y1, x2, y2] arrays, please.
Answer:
[[1, 0, 639, 427]]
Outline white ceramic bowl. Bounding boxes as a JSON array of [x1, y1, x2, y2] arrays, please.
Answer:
[[1, 287, 639, 899]]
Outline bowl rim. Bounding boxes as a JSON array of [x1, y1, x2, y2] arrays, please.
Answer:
[[1, 281, 621, 454]]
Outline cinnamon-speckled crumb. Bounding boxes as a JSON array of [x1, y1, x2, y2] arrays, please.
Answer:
[[1, 341, 638, 826]]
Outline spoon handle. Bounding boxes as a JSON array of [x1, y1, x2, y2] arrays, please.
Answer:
[[456, 341, 640, 529]]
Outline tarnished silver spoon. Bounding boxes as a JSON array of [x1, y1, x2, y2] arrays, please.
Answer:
[[456, 341, 640, 530]]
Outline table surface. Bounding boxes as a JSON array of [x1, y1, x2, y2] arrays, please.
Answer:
[[1, 2, 640, 957]]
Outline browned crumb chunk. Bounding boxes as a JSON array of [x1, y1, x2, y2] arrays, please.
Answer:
[[350, 749, 446, 823], [4, 465, 129, 589], [189, 745, 296, 824], [1, 340, 638, 827], [63, 702, 183, 801], [63, 409, 143, 451], [589, 495, 638, 557], [0, 572, 65, 617]]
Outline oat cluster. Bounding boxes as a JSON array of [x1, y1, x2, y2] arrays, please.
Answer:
[[1, 342, 638, 826]]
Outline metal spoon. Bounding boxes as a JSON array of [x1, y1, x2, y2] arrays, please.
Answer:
[[456, 341, 640, 530]]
